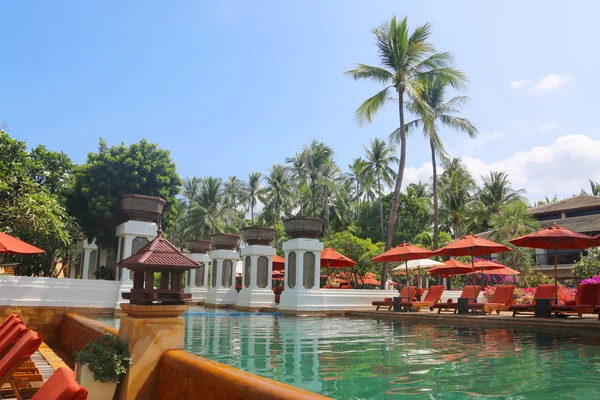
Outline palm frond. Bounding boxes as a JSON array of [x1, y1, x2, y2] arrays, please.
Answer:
[[345, 64, 393, 84], [355, 86, 393, 125]]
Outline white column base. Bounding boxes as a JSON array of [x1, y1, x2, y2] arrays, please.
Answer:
[[189, 287, 208, 302], [278, 289, 325, 312], [205, 288, 238, 306], [236, 289, 276, 309]]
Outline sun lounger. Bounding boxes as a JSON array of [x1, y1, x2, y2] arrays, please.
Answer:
[[466, 285, 516, 315], [0, 329, 43, 400], [397, 286, 445, 311], [0, 323, 27, 356], [372, 286, 418, 311], [31, 367, 88, 400], [432, 286, 482, 314], [552, 283, 600, 318], [0, 316, 24, 340], [508, 284, 556, 317], [0, 314, 19, 332]]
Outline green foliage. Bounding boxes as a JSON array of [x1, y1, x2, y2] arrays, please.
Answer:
[[68, 139, 182, 248], [572, 248, 600, 279], [92, 265, 115, 281], [75, 335, 131, 383], [323, 230, 383, 286]]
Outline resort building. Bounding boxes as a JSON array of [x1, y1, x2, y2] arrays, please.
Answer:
[[527, 194, 600, 281]]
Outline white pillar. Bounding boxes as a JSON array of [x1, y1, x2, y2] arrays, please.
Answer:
[[205, 249, 239, 306], [278, 238, 324, 312], [80, 239, 97, 280], [185, 253, 210, 303], [236, 245, 276, 310], [115, 220, 157, 307]]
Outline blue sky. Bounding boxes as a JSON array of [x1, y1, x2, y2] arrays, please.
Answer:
[[2, 1, 599, 202]]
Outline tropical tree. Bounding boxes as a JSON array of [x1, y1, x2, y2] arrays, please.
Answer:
[[438, 158, 476, 238], [478, 171, 525, 214], [260, 164, 295, 223], [346, 15, 465, 287], [223, 176, 246, 210], [587, 179, 600, 196], [534, 195, 558, 207], [402, 75, 476, 250], [244, 172, 262, 223], [347, 158, 369, 221], [362, 138, 397, 240]]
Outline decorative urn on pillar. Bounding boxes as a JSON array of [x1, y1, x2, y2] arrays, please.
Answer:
[[120, 194, 166, 222]]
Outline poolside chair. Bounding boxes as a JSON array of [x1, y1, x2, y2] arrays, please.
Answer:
[[396, 286, 445, 311], [466, 285, 516, 315], [0, 314, 19, 331], [31, 367, 88, 400], [0, 323, 27, 356], [432, 286, 482, 314], [0, 316, 23, 340], [552, 283, 600, 318], [371, 286, 418, 311], [508, 284, 556, 317], [0, 330, 43, 400]]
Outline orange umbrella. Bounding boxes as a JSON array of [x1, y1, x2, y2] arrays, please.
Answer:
[[362, 272, 380, 286], [483, 266, 520, 275], [435, 234, 511, 299], [273, 255, 285, 271], [509, 224, 599, 298], [0, 232, 45, 255], [372, 242, 433, 299], [427, 258, 472, 288], [320, 247, 356, 268]]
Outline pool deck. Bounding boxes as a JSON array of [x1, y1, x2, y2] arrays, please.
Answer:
[[346, 309, 600, 332]]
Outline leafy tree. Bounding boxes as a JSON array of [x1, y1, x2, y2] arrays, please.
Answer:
[[68, 139, 182, 248], [244, 172, 262, 223], [223, 176, 246, 210], [259, 164, 294, 224], [438, 158, 476, 238], [347, 157, 369, 221], [572, 248, 600, 279], [346, 15, 465, 287], [403, 75, 477, 250], [478, 171, 525, 219], [586, 179, 600, 196], [362, 138, 397, 241], [323, 230, 383, 287]]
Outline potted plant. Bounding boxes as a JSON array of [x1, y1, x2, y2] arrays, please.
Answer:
[[75, 334, 131, 400], [241, 226, 276, 246], [283, 216, 323, 239], [120, 194, 166, 222]]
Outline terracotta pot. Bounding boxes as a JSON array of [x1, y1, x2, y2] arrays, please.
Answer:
[[120, 194, 166, 222], [75, 363, 118, 400], [210, 233, 240, 250], [241, 226, 276, 246], [185, 240, 211, 254], [283, 216, 323, 239]]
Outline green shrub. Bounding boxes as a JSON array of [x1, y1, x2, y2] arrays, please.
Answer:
[[75, 334, 131, 383]]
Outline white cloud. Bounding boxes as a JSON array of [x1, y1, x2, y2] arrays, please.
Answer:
[[509, 80, 530, 90], [402, 163, 433, 189], [464, 130, 505, 153], [404, 134, 600, 202], [537, 122, 558, 132], [530, 74, 575, 94]]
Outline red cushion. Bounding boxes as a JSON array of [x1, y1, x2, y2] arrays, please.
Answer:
[[0, 324, 27, 355], [32, 367, 88, 400], [0, 314, 18, 331], [575, 283, 600, 306], [0, 330, 41, 380], [0, 317, 23, 340]]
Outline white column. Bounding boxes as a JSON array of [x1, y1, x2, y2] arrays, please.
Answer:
[[205, 249, 239, 306], [80, 239, 97, 280], [236, 245, 276, 309], [185, 253, 210, 303]]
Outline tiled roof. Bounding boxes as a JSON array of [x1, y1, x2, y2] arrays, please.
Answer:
[[538, 215, 600, 235], [118, 236, 200, 269], [528, 195, 600, 215]]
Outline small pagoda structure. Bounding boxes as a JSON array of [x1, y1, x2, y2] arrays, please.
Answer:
[[117, 229, 200, 305]]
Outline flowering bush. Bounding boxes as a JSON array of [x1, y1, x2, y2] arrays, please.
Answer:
[[581, 273, 600, 285], [514, 287, 536, 304], [484, 285, 577, 305]]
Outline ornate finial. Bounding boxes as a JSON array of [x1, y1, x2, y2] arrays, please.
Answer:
[[157, 216, 163, 237]]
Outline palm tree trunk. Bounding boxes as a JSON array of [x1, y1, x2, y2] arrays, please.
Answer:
[[377, 172, 385, 242], [356, 179, 361, 221], [430, 138, 439, 251], [383, 88, 407, 289], [311, 180, 316, 217]]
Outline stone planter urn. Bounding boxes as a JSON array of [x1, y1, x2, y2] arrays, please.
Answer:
[[120, 194, 166, 222], [75, 363, 117, 400], [211, 233, 240, 250], [241, 226, 277, 246], [283, 216, 324, 239], [185, 239, 212, 254]]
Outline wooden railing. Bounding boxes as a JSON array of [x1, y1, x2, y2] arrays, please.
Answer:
[[157, 350, 329, 400]]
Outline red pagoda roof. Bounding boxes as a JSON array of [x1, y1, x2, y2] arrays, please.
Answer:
[[118, 235, 200, 270]]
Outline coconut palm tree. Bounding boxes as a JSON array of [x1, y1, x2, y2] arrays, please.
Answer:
[[346, 15, 465, 286], [347, 158, 369, 221], [478, 171, 525, 214], [402, 75, 476, 250], [187, 176, 225, 237], [244, 172, 262, 224], [438, 158, 476, 238], [223, 176, 246, 210], [588, 179, 600, 196], [362, 138, 398, 241], [260, 164, 295, 223]]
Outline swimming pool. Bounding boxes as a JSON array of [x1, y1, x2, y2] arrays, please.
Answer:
[[104, 307, 600, 399]]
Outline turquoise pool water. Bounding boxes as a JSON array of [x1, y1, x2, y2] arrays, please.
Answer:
[[103, 307, 600, 399]]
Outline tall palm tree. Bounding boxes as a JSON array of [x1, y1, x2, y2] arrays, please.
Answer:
[[438, 158, 476, 238], [260, 164, 294, 223], [223, 176, 246, 210], [362, 138, 398, 240], [182, 176, 201, 204], [346, 15, 464, 287], [347, 158, 369, 220], [588, 179, 600, 196], [187, 176, 225, 237], [478, 171, 525, 215], [402, 75, 476, 251], [244, 172, 262, 223]]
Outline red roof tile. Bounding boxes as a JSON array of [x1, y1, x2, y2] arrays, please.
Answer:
[[118, 236, 200, 270]]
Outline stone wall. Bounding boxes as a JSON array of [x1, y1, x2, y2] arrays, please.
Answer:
[[157, 350, 329, 400], [0, 306, 114, 344]]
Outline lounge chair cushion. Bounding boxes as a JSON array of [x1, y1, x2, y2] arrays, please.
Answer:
[[0, 330, 42, 381], [31, 367, 88, 400], [0, 324, 27, 355]]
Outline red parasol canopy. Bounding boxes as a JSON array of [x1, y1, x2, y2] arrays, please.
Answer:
[[474, 259, 507, 270], [0, 232, 45, 255], [320, 247, 356, 268], [435, 235, 511, 299], [361, 272, 380, 286], [428, 258, 472, 278], [509, 224, 599, 298], [273, 255, 285, 271], [483, 266, 520, 275]]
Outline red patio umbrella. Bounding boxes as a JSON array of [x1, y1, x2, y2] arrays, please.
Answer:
[[320, 247, 356, 268], [273, 255, 285, 271], [509, 224, 599, 299], [427, 258, 472, 288], [372, 242, 433, 299], [483, 266, 520, 275], [361, 272, 380, 286], [0, 232, 45, 255], [435, 234, 511, 299]]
